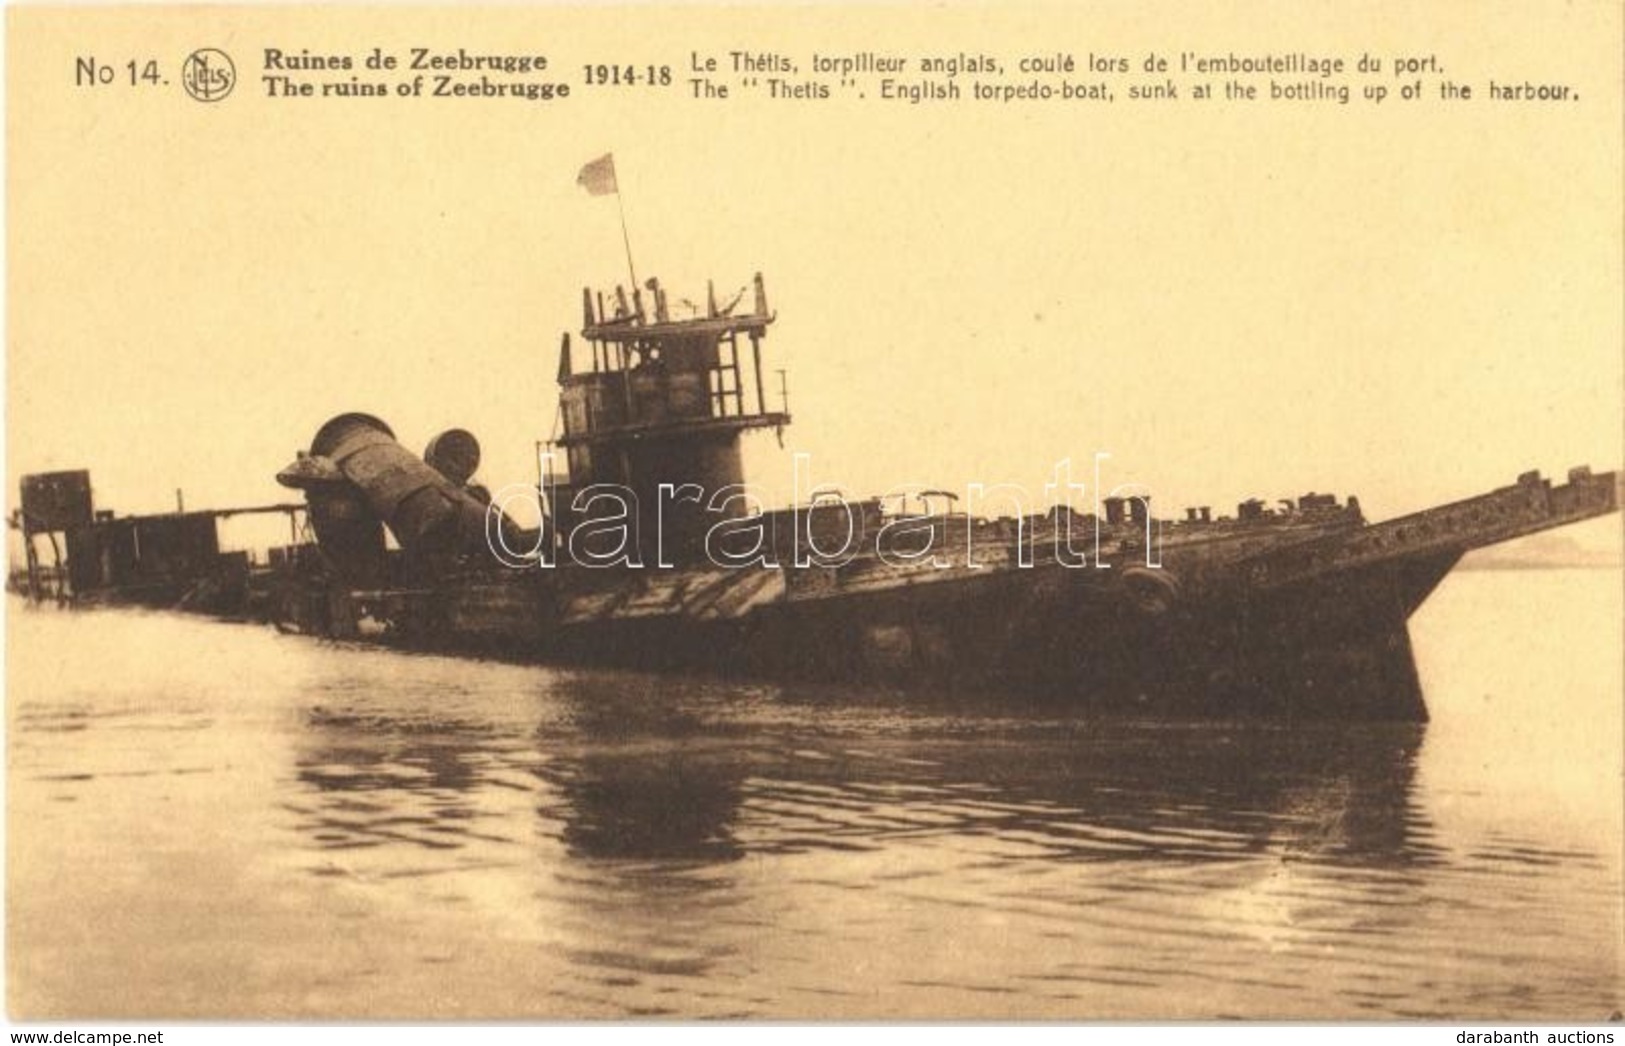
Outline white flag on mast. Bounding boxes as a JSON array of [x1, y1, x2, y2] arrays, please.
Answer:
[[576, 153, 617, 196]]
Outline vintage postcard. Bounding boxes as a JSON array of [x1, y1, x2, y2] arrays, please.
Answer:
[[5, 1, 1621, 1026]]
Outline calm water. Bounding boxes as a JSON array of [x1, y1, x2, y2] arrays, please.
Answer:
[[7, 570, 1622, 1020]]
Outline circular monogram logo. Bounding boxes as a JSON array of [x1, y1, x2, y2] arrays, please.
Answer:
[[182, 49, 236, 102]]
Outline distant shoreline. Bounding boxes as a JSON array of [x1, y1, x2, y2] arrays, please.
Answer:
[[1457, 557, 1623, 572]]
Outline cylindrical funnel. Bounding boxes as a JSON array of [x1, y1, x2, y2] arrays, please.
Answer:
[[311, 413, 490, 558], [425, 428, 481, 487]]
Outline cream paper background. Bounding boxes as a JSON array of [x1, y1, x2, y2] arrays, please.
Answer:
[[5, 0, 1622, 1022], [7, 3, 1621, 532]]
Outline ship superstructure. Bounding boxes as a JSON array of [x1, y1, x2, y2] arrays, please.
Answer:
[[551, 274, 788, 565], [18, 272, 1621, 720]]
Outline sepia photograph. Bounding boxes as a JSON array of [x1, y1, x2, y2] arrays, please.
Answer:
[[5, 1, 1622, 1031]]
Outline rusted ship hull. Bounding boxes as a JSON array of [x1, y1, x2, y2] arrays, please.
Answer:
[[275, 466, 1616, 721], [16, 457, 1617, 721], [20, 272, 1619, 722]]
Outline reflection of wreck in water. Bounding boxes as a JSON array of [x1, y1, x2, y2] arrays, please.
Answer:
[[534, 685, 745, 863], [287, 674, 747, 863], [15, 271, 1621, 720], [282, 670, 1439, 871], [291, 705, 498, 854], [541, 747, 744, 863], [279, 672, 1454, 1004]]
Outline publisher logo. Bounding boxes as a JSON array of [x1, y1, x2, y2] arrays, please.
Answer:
[[182, 48, 235, 102]]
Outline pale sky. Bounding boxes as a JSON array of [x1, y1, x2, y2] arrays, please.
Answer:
[[8, 3, 1622, 555]]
